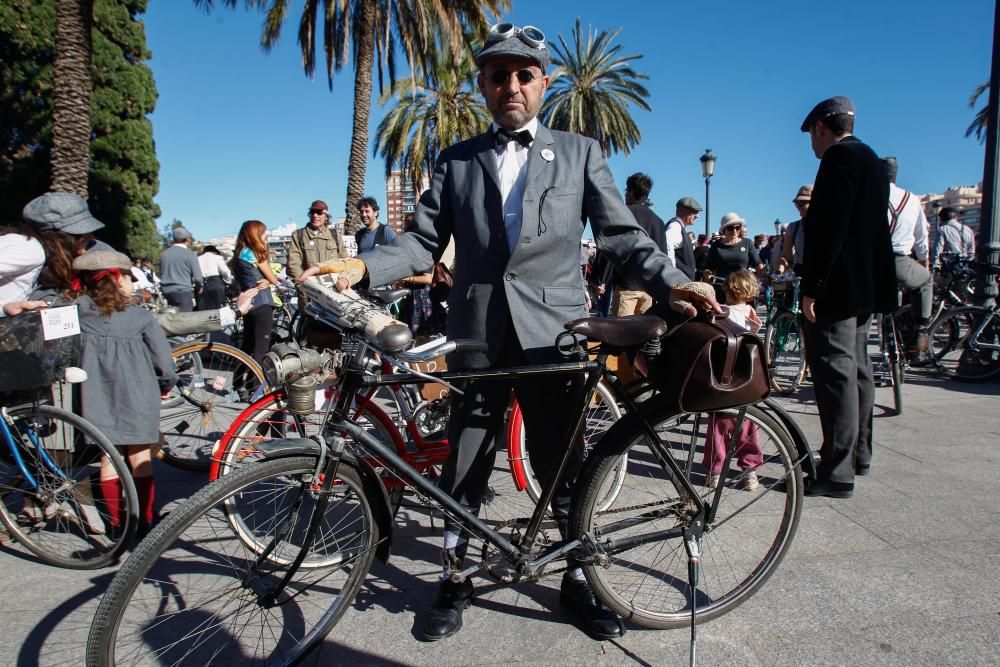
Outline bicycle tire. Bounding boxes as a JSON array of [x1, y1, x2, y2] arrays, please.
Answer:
[[0, 404, 137, 569], [765, 310, 807, 394], [159, 341, 267, 472], [508, 380, 626, 511], [86, 455, 379, 666], [929, 306, 1000, 381], [571, 400, 802, 629], [214, 391, 407, 522], [882, 316, 904, 416]]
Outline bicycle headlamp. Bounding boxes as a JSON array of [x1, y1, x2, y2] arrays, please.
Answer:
[[262, 343, 327, 386]]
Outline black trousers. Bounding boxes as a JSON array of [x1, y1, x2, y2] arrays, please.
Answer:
[[803, 313, 874, 484], [164, 289, 194, 312], [439, 325, 586, 523], [242, 305, 273, 365], [197, 276, 226, 311]]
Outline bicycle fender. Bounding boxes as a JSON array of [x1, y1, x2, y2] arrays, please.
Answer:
[[761, 398, 817, 479], [252, 438, 394, 563]]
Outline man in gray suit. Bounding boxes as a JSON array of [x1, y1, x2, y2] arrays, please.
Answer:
[[300, 21, 718, 641]]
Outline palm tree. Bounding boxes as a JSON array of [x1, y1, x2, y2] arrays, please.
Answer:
[[195, 0, 508, 233], [966, 81, 989, 143], [374, 50, 489, 192], [51, 0, 93, 196], [540, 19, 651, 157]]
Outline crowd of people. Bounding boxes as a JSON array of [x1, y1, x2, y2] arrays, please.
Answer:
[[0, 16, 987, 647]]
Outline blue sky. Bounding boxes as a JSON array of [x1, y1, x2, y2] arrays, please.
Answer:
[[144, 0, 994, 240]]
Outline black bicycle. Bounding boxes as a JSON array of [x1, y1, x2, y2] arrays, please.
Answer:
[[87, 279, 809, 665]]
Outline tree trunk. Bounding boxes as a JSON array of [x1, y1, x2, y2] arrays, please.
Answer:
[[343, 1, 376, 236], [51, 0, 93, 196]]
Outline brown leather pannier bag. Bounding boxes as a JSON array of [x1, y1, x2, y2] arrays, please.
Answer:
[[645, 315, 770, 413]]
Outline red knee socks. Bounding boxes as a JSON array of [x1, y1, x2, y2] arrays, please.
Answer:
[[98, 477, 122, 528], [134, 475, 156, 525]]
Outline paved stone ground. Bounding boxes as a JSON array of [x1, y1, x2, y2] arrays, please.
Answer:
[[2, 366, 999, 666]]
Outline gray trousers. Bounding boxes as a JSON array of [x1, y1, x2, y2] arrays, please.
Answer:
[[894, 255, 933, 324], [803, 313, 875, 484], [163, 289, 195, 313]]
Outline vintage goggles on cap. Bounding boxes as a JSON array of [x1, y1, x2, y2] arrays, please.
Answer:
[[487, 23, 547, 50]]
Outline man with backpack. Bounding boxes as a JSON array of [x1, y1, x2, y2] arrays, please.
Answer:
[[286, 199, 348, 312], [354, 196, 397, 253]]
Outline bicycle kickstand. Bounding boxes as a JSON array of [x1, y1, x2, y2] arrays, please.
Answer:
[[683, 517, 705, 667]]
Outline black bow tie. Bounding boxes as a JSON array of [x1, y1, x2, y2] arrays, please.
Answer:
[[495, 127, 532, 148]]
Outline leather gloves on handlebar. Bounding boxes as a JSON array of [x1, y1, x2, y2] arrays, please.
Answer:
[[317, 257, 367, 286]]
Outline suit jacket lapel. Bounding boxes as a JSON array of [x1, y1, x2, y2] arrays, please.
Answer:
[[474, 131, 501, 195], [524, 123, 555, 192]]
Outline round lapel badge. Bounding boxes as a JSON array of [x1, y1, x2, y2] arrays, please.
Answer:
[[541, 149, 554, 162]]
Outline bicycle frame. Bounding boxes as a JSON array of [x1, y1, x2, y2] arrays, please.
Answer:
[[321, 344, 742, 574], [0, 404, 67, 492]]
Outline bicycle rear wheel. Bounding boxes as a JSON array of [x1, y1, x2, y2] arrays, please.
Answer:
[[929, 306, 1000, 381], [765, 311, 807, 394], [159, 341, 267, 471], [882, 316, 904, 416], [0, 404, 137, 569], [86, 455, 379, 666], [571, 400, 802, 628]]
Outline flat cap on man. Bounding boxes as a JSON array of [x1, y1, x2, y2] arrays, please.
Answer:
[[676, 196, 703, 212], [800, 96, 856, 132], [172, 226, 193, 242], [22, 192, 105, 235], [476, 28, 550, 70], [309, 200, 329, 212]]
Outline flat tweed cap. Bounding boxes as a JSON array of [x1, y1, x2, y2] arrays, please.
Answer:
[[476, 33, 549, 69], [73, 250, 132, 272], [22, 192, 105, 235], [676, 196, 703, 212]]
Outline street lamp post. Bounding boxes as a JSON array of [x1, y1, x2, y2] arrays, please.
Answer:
[[700, 149, 716, 238]]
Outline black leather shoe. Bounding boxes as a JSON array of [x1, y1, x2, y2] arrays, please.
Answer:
[[855, 463, 871, 476], [560, 574, 626, 640], [804, 478, 854, 498], [422, 579, 474, 641]]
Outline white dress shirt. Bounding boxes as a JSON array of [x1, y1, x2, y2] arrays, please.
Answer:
[[931, 220, 976, 264], [664, 217, 685, 268], [198, 252, 233, 281], [887, 182, 929, 261], [492, 118, 537, 254]]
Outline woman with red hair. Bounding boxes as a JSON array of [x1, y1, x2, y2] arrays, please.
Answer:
[[231, 220, 279, 365]]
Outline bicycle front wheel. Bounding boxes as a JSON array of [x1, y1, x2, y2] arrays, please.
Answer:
[[0, 404, 137, 569], [159, 341, 267, 471], [86, 455, 379, 666], [572, 400, 803, 628], [929, 306, 1000, 381], [765, 311, 807, 394]]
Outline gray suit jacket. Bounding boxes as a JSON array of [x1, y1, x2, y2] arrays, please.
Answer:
[[363, 123, 687, 368]]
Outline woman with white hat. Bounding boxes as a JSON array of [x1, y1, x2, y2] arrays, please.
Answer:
[[704, 212, 765, 301]]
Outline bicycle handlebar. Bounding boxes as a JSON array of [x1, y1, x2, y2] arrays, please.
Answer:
[[301, 276, 413, 352]]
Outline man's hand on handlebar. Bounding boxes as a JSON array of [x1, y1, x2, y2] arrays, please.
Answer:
[[297, 258, 367, 292], [669, 282, 726, 318]]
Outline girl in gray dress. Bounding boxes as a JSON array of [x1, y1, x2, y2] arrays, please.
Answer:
[[71, 251, 177, 537]]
